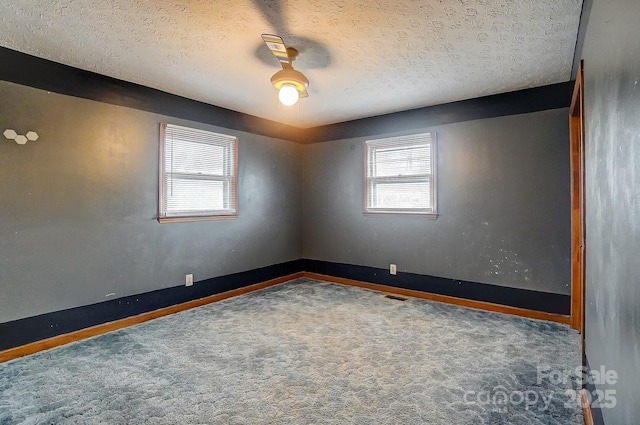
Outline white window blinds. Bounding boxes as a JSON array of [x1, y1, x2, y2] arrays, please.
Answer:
[[159, 123, 238, 221], [365, 133, 437, 216]]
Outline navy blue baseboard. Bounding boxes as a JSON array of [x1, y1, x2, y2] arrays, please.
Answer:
[[0, 260, 303, 351], [301, 259, 571, 315], [0, 259, 571, 352]]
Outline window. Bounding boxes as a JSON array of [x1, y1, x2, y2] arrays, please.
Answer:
[[364, 132, 437, 217], [159, 123, 238, 222]]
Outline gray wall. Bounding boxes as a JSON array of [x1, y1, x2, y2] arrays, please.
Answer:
[[0, 81, 302, 324], [302, 109, 571, 295], [582, 0, 640, 423], [0, 78, 573, 327]]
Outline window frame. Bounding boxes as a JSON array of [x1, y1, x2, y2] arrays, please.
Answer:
[[363, 132, 437, 218], [158, 123, 238, 223]]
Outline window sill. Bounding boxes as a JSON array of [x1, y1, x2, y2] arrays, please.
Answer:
[[364, 211, 438, 219], [158, 214, 238, 223]]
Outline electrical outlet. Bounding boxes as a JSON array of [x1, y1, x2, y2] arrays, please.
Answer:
[[390, 264, 397, 275], [185, 273, 193, 287]]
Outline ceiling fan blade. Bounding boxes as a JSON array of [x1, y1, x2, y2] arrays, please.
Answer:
[[261, 34, 291, 67], [299, 89, 309, 98]]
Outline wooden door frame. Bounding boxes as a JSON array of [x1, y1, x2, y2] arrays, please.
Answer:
[[569, 61, 586, 339]]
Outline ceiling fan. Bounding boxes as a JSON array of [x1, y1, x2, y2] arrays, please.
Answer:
[[261, 34, 309, 106]]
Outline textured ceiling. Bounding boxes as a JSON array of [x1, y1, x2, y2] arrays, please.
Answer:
[[0, 0, 583, 128]]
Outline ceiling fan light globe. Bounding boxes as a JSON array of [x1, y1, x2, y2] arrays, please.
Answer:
[[279, 84, 299, 106]]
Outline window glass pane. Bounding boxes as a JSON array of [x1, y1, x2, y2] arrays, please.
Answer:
[[160, 123, 237, 220], [373, 145, 430, 177], [166, 177, 226, 213], [372, 181, 431, 209], [364, 132, 436, 215], [165, 139, 225, 176]]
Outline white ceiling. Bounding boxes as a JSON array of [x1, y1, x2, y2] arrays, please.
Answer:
[[0, 0, 583, 128]]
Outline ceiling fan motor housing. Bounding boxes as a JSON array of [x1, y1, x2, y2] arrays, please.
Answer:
[[270, 68, 309, 92]]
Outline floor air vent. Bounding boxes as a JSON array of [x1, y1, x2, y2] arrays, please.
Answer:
[[384, 294, 408, 301]]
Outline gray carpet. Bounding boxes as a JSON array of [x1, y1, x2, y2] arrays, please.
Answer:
[[0, 278, 583, 424]]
